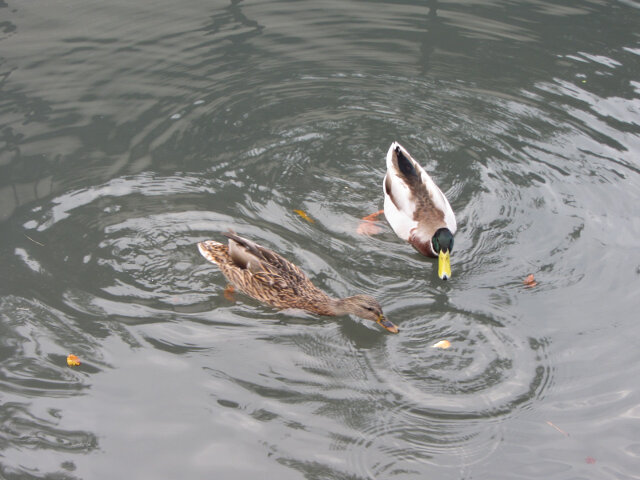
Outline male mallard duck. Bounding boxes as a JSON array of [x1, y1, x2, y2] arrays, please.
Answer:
[[197, 232, 398, 333], [383, 141, 457, 280]]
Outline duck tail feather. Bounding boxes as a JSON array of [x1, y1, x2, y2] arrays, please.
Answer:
[[197, 240, 228, 265], [395, 145, 419, 180]]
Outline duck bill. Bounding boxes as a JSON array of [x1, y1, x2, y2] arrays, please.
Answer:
[[377, 315, 399, 333], [438, 250, 451, 280]]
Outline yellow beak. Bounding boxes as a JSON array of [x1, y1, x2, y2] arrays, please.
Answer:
[[377, 315, 399, 334], [438, 250, 451, 280]]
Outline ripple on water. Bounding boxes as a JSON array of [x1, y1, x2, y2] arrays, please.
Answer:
[[0, 296, 101, 472], [7, 67, 565, 477], [339, 304, 552, 475], [2, 0, 640, 477], [16, 174, 225, 322]]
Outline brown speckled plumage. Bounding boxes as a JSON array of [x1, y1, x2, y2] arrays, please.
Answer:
[[197, 232, 398, 333]]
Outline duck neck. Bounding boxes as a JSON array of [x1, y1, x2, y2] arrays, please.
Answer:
[[409, 232, 436, 257], [323, 296, 356, 317], [330, 297, 347, 316]]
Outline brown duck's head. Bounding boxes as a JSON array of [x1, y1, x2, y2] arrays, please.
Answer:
[[339, 295, 398, 333]]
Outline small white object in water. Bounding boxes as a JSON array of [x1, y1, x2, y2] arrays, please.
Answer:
[[193, 100, 204, 105], [432, 340, 451, 349], [170, 113, 181, 120]]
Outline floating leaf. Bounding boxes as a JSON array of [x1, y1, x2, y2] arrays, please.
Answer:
[[545, 420, 569, 436], [357, 210, 384, 235], [432, 340, 451, 349], [524, 274, 537, 287], [66, 354, 81, 367], [293, 209, 315, 223], [585, 456, 596, 464]]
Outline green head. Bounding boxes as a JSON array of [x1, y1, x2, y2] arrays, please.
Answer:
[[432, 228, 454, 280]]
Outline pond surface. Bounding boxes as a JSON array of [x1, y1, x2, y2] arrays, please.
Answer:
[[1, 0, 640, 478]]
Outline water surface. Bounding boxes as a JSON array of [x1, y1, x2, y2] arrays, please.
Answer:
[[1, 0, 640, 478]]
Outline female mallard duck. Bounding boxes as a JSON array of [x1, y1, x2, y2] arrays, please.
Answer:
[[383, 142, 457, 280], [197, 232, 398, 333]]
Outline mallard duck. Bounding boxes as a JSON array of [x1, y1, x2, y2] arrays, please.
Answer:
[[197, 232, 398, 333], [383, 142, 457, 280]]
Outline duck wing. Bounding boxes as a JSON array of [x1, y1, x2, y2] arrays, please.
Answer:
[[223, 232, 310, 292]]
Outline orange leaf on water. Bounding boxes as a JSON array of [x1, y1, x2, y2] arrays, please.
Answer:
[[66, 354, 81, 367], [293, 209, 314, 223], [524, 274, 537, 287]]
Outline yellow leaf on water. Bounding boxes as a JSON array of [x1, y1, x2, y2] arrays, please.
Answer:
[[432, 340, 451, 349], [66, 354, 81, 367], [293, 209, 314, 223]]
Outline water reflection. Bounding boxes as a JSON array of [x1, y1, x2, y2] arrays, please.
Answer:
[[0, 176, 54, 222], [203, 0, 264, 41]]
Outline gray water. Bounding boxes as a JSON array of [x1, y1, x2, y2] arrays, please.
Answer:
[[2, 0, 640, 478]]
